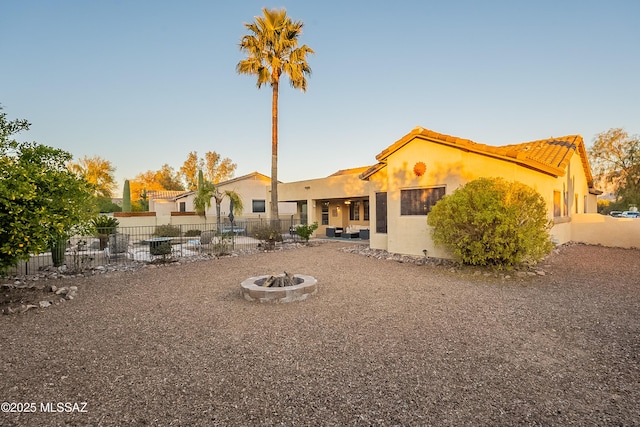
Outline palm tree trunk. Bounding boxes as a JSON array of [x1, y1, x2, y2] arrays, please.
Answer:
[[270, 79, 280, 223]]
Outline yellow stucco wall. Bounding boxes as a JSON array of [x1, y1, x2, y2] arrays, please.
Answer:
[[368, 137, 598, 257], [571, 214, 640, 248]]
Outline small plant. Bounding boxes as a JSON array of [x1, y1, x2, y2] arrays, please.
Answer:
[[295, 222, 319, 243], [153, 224, 180, 237], [253, 224, 283, 250], [91, 216, 120, 250], [150, 241, 172, 258], [184, 229, 202, 237]]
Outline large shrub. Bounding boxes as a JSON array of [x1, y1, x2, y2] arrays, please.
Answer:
[[427, 177, 553, 268]]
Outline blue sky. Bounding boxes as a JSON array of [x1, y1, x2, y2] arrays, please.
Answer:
[[2, 1, 639, 195]]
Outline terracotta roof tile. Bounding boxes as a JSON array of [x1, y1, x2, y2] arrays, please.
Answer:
[[362, 127, 594, 188]]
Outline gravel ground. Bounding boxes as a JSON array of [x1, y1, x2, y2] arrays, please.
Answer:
[[1, 241, 639, 426]]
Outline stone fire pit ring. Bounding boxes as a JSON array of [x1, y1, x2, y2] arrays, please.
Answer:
[[241, 274, 317, 303]]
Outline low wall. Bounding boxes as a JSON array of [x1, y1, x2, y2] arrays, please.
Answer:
[[571, 214, 640, 249]]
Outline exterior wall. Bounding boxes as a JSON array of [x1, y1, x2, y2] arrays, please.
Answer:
[[279, 172, 371, 237], [571, 214, 640, 248], [215, 176, 270, 219], [368, 138, 598, 257]]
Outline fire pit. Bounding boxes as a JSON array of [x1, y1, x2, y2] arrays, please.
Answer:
[[240, 272, 317, 303]]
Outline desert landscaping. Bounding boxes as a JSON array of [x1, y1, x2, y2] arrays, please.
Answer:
[[1, 241, 639, 426]]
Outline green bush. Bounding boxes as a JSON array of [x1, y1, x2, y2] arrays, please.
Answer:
[[253, 224, 283, 250], [184, 229, 202, 237], [427, 177, 554, 268], [295, 222, 319, 242], [153, 224, 180, 237]]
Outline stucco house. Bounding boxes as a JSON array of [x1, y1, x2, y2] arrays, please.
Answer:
[[359, 127, 600, 257], [148, 171, 296, 220], [279, 126, 602, 257]]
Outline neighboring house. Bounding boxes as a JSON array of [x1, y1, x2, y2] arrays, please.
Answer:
[[360, 127, 600, 258], [148, 190, 193, 216], [153, 171, 295, 220], [279, 166, 372, 235]]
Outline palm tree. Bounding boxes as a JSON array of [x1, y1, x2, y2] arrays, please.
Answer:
[[214, 190, 243, 232], [194, 170, 215, 217], [237, 7, 314, 221]]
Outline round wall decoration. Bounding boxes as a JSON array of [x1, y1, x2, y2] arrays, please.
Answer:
[[413, 161, 426, 177]]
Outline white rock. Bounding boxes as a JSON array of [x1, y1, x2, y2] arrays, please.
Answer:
[[39, 301, 51, 308]]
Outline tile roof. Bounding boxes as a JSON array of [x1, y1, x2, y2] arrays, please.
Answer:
[[361, 127, 594, 187], [147, 190, 191, 201], [328, 166, 372, 177]]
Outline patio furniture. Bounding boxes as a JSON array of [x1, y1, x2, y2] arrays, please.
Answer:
[[326, 227, 343, 238], [359, 229, 370, 240], [343, 231, 360, 239]]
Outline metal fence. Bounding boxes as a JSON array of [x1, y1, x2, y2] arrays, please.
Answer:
[[5, 218, 302, 276]]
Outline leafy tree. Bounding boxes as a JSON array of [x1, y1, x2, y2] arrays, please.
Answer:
[[1, 110, 95, 271], [427, 178, 553, 268], [204, 151, 237, 184], [180, 151, 236, 190], [237, 8, 314, 220], [129, 164, 185, 204], [156, 164, 184, 191], [180, 151, 202, 191], [68, 155, 116, 198], [588, 128, 640, 209], [295, 222, 318, 243]]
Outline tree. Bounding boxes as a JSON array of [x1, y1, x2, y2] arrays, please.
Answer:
[[203, 151, 237, 184], [180, 151, 236, 190], [180, 151, 202, 191], [1, 110, 95, 271], [427, 178, 553, 268], [214, 189, 243, 231], [237, 8, 314, 220], [129, 164, 185, 207], [588, 128, 640, 209], [194, 170, 215, 217], [68, 155, 116, 199], [156, 164, 184, 191]]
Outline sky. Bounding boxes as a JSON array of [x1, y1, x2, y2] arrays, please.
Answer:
[[2, 0, 639, 195]]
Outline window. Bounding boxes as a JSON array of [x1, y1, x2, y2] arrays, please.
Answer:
[[179, 202, 186, 212], [321, 202, 329, 225], [363, 199, 370, 221], [252, 199, 266, 213], [401, 187, 446, 215], [553, 191, 561, 217], [376, 192, 387, 233], [575, 194, 579, 214], [349, 201, 360, 221]]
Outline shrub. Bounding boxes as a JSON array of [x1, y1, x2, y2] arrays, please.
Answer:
[[253, 224, 283, 250], [427, 177, 553, 268], [153, 224, 180, 237], [184, 229, 202, 237], [91, 216, 119, 235], [295, 222, 319, 242]]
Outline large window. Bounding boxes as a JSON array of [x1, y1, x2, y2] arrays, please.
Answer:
[[375, 192, 387, 233], [252, 199, 266, 213], [349, 201, 360, 221], [400, 187, 445, 215], [363, 199, 370, 221]]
